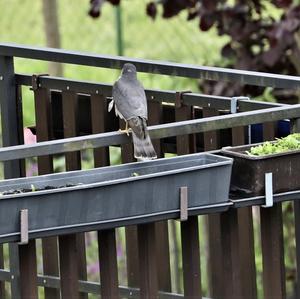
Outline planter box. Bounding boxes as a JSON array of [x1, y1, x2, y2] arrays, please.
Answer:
[[222, 143, 300, 197], [0, 153, 232, 242]]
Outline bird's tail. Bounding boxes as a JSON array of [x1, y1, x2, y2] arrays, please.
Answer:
[[132, 130, 157, 160]]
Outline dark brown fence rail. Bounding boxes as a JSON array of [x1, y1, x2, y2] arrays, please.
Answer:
[[0, 43, 299, 298]]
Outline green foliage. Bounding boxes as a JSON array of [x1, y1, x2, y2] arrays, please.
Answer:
[[247, 133, 300, 156]]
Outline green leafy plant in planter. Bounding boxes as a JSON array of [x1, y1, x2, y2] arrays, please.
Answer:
[[222, 133, 300, 196], [247, 133, 300, 156]]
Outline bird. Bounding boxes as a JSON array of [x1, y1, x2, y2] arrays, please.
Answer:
[[109, 63, 157, 160]]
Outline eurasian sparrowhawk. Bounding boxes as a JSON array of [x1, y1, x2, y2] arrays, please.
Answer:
[[109, 63, 157, 160]]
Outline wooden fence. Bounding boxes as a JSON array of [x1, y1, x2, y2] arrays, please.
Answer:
[[0, 43, 299, 298]]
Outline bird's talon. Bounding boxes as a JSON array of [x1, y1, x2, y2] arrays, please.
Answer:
[[119, 128, 131, 136]]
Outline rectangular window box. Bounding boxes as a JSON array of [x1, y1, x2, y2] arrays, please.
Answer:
[[0, 153, 232, 242], [222, 143, 300, 197]]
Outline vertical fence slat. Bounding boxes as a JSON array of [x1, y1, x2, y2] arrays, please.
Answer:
[[260, 123, 286, 299], [19, 240, 38, 298], [90, 94, 109, 168], [91, 94, 119, 298], [175, 103, 202, 298], [292, 118, 300, 298], [148, 100, 162, 156], [148, 100, 172, 292], [98, 229, 119, 298], [214, 120, 243, 298], [0, 56, 24, 177], [9, 244, 21, 299], [232, 126, 257, 299], [263, 122, 276, 141], [138, 223, 158, 298], [34, 87, 54, 173], [62, 91, 81, 171], [237, 207, 257, 298], [59, 234, 79, 299], [125, 226, 139, 287], [0, 245, 4, 298], [18, 82, 38, 297], [34, 87, 60, 299], [0, 56, 31, 298], [220, 209, 242, 299], [119, 118, 140, 288], [181, 216, 201, 298], [16, 84, 26, 177], [231, 126, 244, 146], [202, 107, 223, 298], [295, 199, 300, 298], [0, 63, 26, 299], [154, 222, 171, 291], [261, 205, 286, 298], [202, 107, 219, 150], [60, 90, 87, 299]]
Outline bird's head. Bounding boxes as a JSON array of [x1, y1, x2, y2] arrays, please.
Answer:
[[121, 63, 137, 78]]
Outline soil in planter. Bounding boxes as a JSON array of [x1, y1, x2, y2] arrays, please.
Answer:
[[1, 172, 141, 196], [1, 183, 82, 196]]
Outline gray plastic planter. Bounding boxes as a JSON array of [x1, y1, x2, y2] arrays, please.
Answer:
[[0, 153, 232, 242]]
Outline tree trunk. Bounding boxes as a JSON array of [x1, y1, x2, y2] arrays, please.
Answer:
[[42, 0, 63, 77]]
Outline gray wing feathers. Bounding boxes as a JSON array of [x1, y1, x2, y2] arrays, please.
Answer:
[[112, 79, 148, 120]]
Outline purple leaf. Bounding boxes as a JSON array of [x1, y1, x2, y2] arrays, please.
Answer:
[[221, 43, 236, 58], [88, 0, 104, 18], [262, 44, 285, 67], [146, 2, 157, 20], [273, 0, 292, 8], [199, 13, 216, 31]]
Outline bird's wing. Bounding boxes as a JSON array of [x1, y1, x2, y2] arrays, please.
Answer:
[[128, 117, 146, 139], [112, 78, 148, 120], [108, 99, 114, 112]]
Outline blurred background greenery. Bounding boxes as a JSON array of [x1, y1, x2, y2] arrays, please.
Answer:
[[0, 0, 228, 127]]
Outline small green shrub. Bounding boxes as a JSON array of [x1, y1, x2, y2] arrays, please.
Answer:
[[247, 133, 300, 156]]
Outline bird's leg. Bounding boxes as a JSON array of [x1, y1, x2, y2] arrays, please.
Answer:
[[119, 121, 131, 136]]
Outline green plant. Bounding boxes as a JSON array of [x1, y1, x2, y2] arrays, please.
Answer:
[[247, 133, 300, 156]]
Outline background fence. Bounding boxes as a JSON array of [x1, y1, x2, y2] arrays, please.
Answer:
[[0, 44, 299, 298], [0, 2, 299, 298], [0, 3, 228, 296]]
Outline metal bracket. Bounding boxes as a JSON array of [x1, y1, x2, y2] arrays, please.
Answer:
[[231, 97, 238, 114], [179, 186, 188, 221], [18, 209, 29, 245], [230, 96, 250, 114], [175, 90, 192, 108], [262, 173, 274, 208], [31, 74, 49, 91]]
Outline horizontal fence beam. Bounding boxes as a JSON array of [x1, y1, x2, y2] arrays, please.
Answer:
[[15, 74, 284, 112], [232, 189, 300, 208], [0, 43, 300, 88], [0, 270, 191, 299], [0, 186, 298, 243], [0, 103, 298, 162], [0, 202, 231, 244]]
